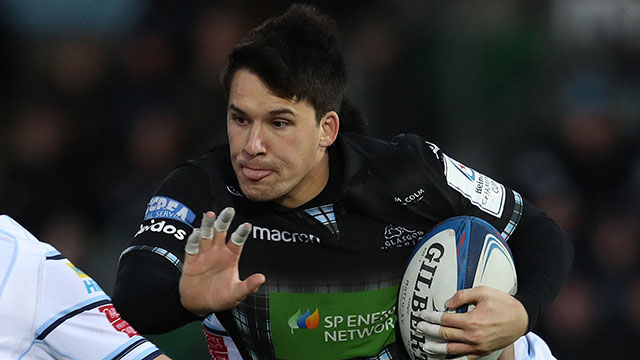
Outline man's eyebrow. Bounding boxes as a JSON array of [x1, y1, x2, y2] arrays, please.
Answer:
[[268, 108, 296, 117], [228, 104, 296, 117], [228, 104, 247, 115]]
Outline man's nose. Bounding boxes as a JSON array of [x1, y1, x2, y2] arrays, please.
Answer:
[[244, 124, 267, 156]]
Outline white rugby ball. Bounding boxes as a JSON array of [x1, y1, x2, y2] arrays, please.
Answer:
[[397, 216, 517, 360]]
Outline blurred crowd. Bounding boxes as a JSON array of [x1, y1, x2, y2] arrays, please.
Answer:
[[1, 1, 639, 359]]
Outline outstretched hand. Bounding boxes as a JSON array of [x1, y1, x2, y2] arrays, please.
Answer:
[[417, 286, 528, 357], [179, 208, 266, 315]]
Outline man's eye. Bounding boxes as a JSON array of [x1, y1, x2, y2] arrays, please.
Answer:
[[233, 116, 247, 124], [272, 120, 289, 128]]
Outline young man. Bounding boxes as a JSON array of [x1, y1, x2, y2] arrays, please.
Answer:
[[0, 215, 170, 360], [113, 5, 572, 359]]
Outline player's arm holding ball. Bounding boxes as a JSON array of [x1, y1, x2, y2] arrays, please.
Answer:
[[419, 202, 573, 358], [407, 139, 574, 358]]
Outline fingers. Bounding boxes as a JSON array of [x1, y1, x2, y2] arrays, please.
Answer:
[[228, 223, 252, 255], [185, 228, 202, 256], [185, 212, 216, 256], [422, 338, 476, 357], [201, 211, 216, 238], [212, 207, 235, 249], [199, 211, 216, 252], [418, 311, 467, 342], [421, 309, 471, 334], [417, 310, 494, 358], [185, 207, 251, 257], [420, 310, 443, 324], [418, 288, 510, 358], [418, 320, 467, 341], [214, 207, 235, 233], [419, 309, 467, 332], [446, 288, 483, 309], [417, 321, 441, 337], [421, 339, 448, 356]]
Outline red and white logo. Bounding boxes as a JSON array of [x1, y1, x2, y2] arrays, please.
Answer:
[[99, 305, 139, 338], [203, 325, 230, 360]]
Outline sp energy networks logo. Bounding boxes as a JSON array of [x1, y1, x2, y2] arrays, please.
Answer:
[[270, 287, 398, 359], [288, 308, 320, 333]]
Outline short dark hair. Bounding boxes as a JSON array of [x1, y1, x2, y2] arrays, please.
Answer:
[[221, 4, 347, 121]]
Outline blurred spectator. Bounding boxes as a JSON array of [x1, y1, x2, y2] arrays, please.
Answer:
[[177, 5, 253, 153], [0, 105, 83, 232], [624, 277, 640, 334], [39, 211, 92, 268], [1, 0, 147, 38], [541, 276, 600, 359], [510, 62, 640, 359]]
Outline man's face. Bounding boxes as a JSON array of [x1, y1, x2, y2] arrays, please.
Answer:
[[227, 69, 337, 207]]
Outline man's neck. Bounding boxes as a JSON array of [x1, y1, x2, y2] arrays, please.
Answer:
[[276, 152, 330, 208]]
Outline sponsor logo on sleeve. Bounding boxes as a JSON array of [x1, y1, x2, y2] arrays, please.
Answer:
[[99, 305, 139, 338], [203, 332, 230, 360], [66, 262, 89, 278], [134, 219, 188, 240], [144, 196, 196, 226], [442, 154, 506, 217], [67, 262, 103, 294]]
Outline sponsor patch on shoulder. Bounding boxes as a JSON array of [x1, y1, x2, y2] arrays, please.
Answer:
[[442, 154, 506, 217], [99, 304, 139, 338], [144, 196, 196, 225]]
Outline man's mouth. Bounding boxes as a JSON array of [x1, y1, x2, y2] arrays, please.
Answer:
[[241, 166, 272, 181]]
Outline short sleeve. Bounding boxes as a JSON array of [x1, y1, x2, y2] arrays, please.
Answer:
[[37, 256, 163, 360]]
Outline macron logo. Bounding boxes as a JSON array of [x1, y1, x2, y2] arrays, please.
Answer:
[[144, 196, 196, 225]]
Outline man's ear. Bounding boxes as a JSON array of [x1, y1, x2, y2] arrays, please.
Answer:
[[319, 111, 339, 147]]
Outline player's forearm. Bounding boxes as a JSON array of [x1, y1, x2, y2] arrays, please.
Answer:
[[113, 251, 200, 334], [508, 200, 573, 331]]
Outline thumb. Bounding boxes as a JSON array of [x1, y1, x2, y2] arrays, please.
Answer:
[[234, 273, 266, 303], [446, 288, 479, 309]]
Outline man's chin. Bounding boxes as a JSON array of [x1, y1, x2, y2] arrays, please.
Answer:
[[239, 183, 281, 202]]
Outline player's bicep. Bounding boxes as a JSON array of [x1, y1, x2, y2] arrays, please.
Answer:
[[411, 137, 522, 239], [126, 165, 213, 265], [440, 155, 522, 240], [114, 165, 213, 331], [127, 217, 193, 269]]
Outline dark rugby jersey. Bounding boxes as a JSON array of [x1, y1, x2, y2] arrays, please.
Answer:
[[114, 132, 572, 360]]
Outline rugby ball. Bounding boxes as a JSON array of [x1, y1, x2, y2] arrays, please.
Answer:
[[397, 216, 517, 360]]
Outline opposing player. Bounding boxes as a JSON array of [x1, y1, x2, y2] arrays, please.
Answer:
[[0, 214, 170, 360], [113, 4, 573, 359]]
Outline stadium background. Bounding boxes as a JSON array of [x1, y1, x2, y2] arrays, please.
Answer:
[[1, 1, 639, 358]]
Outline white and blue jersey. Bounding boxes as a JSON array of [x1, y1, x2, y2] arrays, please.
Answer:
[[0, 215, 164, 360], [514, 332, 557, 360]]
